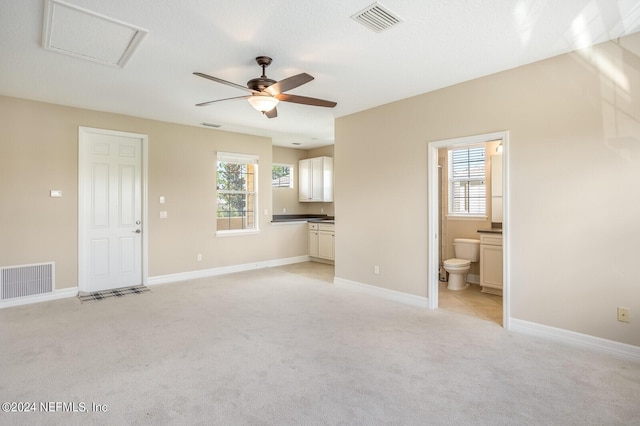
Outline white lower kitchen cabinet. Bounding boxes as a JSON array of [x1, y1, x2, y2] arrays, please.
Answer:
[[309, 225, 319, 257], [309, 223, 334, 262], [318, 230, 334, 260]]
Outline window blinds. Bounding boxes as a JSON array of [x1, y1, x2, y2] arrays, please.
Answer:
[[449, 146, 486, 215]]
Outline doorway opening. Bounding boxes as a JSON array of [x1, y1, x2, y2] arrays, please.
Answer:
[[427, 131, 510, 329]]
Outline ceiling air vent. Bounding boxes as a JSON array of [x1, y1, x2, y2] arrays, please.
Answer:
[[42, 0, 147, 68], [351, 2, 403, 33]]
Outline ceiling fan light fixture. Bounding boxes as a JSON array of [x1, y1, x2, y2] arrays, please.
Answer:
[[248, 95, 279, 112]]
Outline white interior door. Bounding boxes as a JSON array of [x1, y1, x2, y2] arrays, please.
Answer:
[[79, 128, 145, 293]]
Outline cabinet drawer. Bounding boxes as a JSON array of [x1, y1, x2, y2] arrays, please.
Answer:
[[480, 234, 502, 246], [309, 223, 319, 230], [318, 223, 334, 232]]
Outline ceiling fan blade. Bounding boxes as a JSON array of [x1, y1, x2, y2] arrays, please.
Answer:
[[265, 73, 314, 95], [264, 107, 278, 119], [276, 93, 337, 108], [193, 72, 254, 93], [196, 95, 249, 107]]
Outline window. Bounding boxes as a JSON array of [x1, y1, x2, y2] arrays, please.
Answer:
[[216, 152, 258, 233], [448, 146, 486, 216], [272, 164, 293, 188]]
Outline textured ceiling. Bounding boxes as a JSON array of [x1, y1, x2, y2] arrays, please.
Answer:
[[1, 0, 639, 148]]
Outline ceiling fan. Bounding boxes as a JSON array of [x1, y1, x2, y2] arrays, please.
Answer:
[[194, 56, 337, 118]]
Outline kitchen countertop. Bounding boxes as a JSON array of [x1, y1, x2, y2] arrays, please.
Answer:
[[271, 214, 332, 223], [477, 228, 503, 234], [308, 218, 334, 224]]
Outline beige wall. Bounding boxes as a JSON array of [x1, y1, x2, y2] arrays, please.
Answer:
[[272, 145, 335, 216], [335, 34, 640, 346], [271, 146, 302, 215], [0, 96, 309, 287]]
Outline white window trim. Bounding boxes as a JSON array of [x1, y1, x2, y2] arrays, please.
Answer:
[[218, 152, 259, 164], [445, 215, 489, 221], [216, 152, 259, 237]]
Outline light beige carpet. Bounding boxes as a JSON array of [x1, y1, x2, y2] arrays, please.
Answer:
[[0, 266, 638, 425]]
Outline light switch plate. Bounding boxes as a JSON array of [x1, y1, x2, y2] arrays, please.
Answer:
[[50, 190, 62, 197], [160, 211, 168, 219]]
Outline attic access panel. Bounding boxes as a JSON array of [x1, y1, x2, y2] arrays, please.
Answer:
[[42, 0, 147, 68]]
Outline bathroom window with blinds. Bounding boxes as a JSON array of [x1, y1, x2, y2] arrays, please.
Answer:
[[448, 146, 486, 216]]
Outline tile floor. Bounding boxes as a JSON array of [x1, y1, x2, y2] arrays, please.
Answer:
[[438, 280, 503, 326], [276, 262, 503, 326], [274, 261, 335, 284]]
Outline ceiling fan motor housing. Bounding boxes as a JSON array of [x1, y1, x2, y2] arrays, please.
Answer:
[[248, 56, 275, 91], [247, 77, 276, 92]]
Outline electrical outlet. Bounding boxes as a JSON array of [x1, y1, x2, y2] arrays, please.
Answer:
[[617, 307, 630, 323], [374, 265, 380, 275], [197, 253, 202, 262]]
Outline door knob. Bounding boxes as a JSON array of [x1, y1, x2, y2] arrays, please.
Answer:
[[133, 229, 141, 234]]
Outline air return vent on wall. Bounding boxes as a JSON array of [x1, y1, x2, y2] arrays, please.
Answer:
[[42, 0, 148, 68], [351, 2, 403, 33], [1, 263, 55, 301]]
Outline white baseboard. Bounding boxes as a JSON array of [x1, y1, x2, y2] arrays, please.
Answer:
[[4, 267, 637, 363], [0, 256, 311, 307], [264, 255, 311, 268], [510, 318, 640, 361], [0, 287, 78, 309], [333, 277, 430, 309], [330, 279, 639, 361], [148, 255, 310, 286]]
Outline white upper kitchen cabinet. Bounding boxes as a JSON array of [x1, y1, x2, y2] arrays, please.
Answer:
[[299, 156, 333, 202]]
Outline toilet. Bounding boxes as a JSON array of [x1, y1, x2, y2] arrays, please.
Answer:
[[443, 238, 480, 290]]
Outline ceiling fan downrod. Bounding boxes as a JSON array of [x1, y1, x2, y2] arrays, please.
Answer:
[[255, 56, 272, 78]]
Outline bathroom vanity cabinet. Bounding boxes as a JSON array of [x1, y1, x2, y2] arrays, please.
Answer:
[[480, 233, 503, 295], [309, 222, 334, 261]]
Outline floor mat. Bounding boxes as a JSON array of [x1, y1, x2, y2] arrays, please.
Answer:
[[78, 285, 150, 302]]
